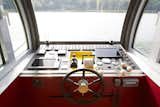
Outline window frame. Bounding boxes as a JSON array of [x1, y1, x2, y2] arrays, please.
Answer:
[[120, 0, 147, 50], [12, 0, 30, 57], [20, 0, 40, 50], [0, 0, 32, 78], [0, 53, 3, 67], [131, 0, 160, 63], [131, 0, 149, 53], [3, 0, 31, 59], [1, 0, 30, 60], [0, 44, 5, 67]]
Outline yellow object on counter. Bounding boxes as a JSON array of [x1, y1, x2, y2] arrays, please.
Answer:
[[83, 58, 94, 69], [70, 51, 93, 59]]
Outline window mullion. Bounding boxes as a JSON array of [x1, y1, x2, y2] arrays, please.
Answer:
[[0, 44, 6, 64]]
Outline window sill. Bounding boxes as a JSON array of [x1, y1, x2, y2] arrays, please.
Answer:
[[0, 50, 34, 94], [0, 50, 30, 79], [128, 49, 160, 87]]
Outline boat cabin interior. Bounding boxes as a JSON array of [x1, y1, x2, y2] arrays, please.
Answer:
[[0, 0, 160, 107]]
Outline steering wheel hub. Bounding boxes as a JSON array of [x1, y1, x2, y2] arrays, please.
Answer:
[[77, 79, 89, 96]]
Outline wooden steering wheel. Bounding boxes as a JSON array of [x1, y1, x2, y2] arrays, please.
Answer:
[[62, 68, 105, 104]]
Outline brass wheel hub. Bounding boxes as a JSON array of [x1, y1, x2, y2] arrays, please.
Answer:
[[78, 79, 90, 96]]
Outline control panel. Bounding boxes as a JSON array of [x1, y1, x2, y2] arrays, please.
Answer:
[[26, 43, 140, 74]]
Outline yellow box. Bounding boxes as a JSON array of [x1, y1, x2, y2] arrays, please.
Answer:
[[70, 51, 93, 60]]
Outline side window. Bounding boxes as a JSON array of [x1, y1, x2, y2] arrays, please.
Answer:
[[0, 54, 2, 66], [3, 0, 28, 58], [134, 0, 160, 62]]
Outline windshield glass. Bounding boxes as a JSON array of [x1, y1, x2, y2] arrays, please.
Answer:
[[31, 0, 130, 42]]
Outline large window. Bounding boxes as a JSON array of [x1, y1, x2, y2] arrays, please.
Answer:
[[31, 0, 130, 41], [3, 0, 28, 57], [134, 0, 160, 62]]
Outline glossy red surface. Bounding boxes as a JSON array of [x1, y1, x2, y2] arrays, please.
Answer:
[[143, 76, 160, 107], [0, 78, 21, 107], [0, 76, 159, 107]]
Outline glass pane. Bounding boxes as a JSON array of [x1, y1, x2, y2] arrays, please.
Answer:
[[31, 0, 130, 41], [3, 0, 28, 57], [0, 55, 2, 66], [32, 0, 97, 11], [101, 0, 130, 11], [134, 0, 160, 61]]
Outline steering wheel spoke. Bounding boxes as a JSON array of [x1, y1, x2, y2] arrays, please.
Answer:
[[88, 78, 101, 86], [66, 78, 79, 85], [89, 89, 100, 97], [73, 88, 78, 92], [82, 70, 85, 79]]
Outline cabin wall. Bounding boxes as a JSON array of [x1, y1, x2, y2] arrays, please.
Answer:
[[0, 78, 21, 107], [143, 76, 160, 107]]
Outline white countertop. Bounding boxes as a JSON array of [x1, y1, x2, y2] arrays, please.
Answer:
[[128, 51, 160, 87]]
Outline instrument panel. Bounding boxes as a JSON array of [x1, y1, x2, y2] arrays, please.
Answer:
[[26, 43, 140, 75]]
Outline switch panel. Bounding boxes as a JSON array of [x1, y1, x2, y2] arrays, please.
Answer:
[[122, 78, 139, 87]]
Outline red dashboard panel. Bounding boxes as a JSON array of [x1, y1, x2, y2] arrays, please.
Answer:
[[143, 77, 160, 107], [1, 76, 156, 107]]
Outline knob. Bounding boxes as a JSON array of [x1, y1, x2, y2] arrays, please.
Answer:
[[121, 63, 127, 69], [102, 58, 111, 64]]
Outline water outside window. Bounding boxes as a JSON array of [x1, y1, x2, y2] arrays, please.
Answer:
[[134, 0, 160, 62], [31, 0, 130, 42]]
